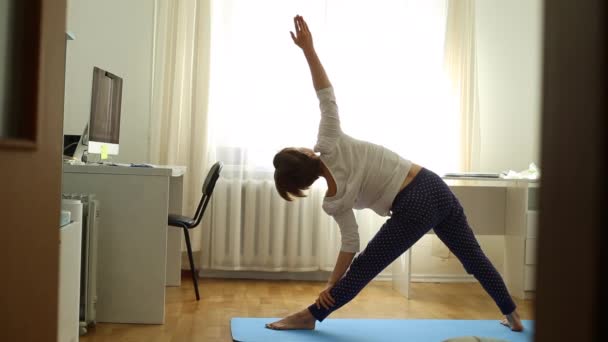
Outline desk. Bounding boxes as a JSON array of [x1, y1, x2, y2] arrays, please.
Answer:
[[62, 164, 185, 324], [391, 178, 539, 300]]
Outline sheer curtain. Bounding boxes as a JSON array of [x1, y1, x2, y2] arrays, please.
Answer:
[[150, 0, 212, 252], [443, 0, 480, 172], [197, 0, 458, 272]]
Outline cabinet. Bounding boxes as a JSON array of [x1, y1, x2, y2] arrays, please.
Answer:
[[392, 178, 539, 300], [58, 220, 82, 342], [523, 211, 538, 292], [62, 164, 185, 324], [504, 183, 539, 299]]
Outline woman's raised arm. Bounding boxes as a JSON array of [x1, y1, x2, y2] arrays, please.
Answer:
[[290, 15, 332, 90]]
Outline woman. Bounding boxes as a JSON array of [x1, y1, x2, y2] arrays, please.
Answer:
[[267, 15, 523, 332]]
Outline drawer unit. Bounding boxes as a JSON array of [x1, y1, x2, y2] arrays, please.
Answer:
[[526, 210, 538, 238], [524, 265, 536, 291], [525, 238, 537, 265]]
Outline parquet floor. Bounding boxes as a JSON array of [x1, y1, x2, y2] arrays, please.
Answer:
[[81, 275, 534, 341]]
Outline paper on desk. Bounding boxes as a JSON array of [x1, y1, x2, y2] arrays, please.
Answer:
[[151, 165, 187, 177], [500, 163, 540, 180]]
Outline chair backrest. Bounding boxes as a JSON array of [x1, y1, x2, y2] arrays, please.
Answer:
[[202, 161, 223, 196], [192, 161, 223, 227]]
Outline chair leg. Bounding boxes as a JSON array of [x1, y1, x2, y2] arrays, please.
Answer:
[[182, 226, 200, 301]]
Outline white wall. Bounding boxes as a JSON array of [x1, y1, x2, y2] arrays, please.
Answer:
[[474, 0, 543, 173], [64, 0, 155, 163], [410, 0, 543, 280]]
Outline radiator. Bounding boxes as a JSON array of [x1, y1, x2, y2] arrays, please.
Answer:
[[200, 179, 341, 272], [200, 178, 389, 274], [62, 193, 100, 335]]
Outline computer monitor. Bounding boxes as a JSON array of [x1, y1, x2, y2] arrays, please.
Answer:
[[63, 134, 81, 157], [87, 67, 123, 156]]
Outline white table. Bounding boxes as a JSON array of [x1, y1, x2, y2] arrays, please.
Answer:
[[392, 177, 539, 300], [62, 164, 185, 324]]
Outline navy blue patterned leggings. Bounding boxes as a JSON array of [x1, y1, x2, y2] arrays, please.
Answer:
[[308, 168, 517, 321]]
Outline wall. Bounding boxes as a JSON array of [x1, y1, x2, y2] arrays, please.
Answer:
[[410, 0, 543, 280], [475, 0, 543, 173], [64, 0, 155, 163]]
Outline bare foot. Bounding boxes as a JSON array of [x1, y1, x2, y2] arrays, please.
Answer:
[[500, 310, 524, 332], [265, 308, 316, 330]]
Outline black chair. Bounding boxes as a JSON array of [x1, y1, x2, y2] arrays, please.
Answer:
[[168, 161, 223, 300]]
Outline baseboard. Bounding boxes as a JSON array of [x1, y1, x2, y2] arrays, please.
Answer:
[[375, 273, 476, 283], [187, 254, 478, 284], [410, 274, 477, 283], [197, 269, 477, 284], [199, 269, 333, 282]]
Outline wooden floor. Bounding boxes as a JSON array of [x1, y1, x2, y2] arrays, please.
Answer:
[[81, 275, 534, 342]]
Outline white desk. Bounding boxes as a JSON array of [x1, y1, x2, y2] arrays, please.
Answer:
[[392, 178, 539, 300], [62, 164, 185, 324]]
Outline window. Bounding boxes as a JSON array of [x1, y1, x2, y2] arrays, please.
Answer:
[[207, 0, 458, 175]]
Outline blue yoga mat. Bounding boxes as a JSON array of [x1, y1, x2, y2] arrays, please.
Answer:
[[231, 318, 534, 342]]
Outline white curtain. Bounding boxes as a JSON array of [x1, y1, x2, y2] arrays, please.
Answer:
[[150, 0, 479, 273], [150, 0, 213, 252], [444, 0, 480, 172]]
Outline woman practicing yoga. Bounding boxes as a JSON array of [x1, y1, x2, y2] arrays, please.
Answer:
[[267, 15, 523, 332]]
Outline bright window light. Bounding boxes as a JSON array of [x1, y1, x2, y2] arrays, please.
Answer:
[[207, 0, 459, 176]]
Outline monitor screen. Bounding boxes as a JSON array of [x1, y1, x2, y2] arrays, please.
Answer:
[[88, 67, 122, 155], [63, 134, 81, 157]]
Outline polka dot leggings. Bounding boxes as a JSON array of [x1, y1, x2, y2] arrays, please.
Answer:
[[308, 168, 517, 321]]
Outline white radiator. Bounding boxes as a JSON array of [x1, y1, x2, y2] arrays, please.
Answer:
[[62, 193, 100, 335], [200, 178, 389, 275]]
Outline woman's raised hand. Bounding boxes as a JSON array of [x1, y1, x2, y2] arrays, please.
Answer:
[[290, 15, 314, 51], [290, 14, 331, 90]]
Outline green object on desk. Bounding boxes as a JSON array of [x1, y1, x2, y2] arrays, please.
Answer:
[[100, 144, 108, 160]]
